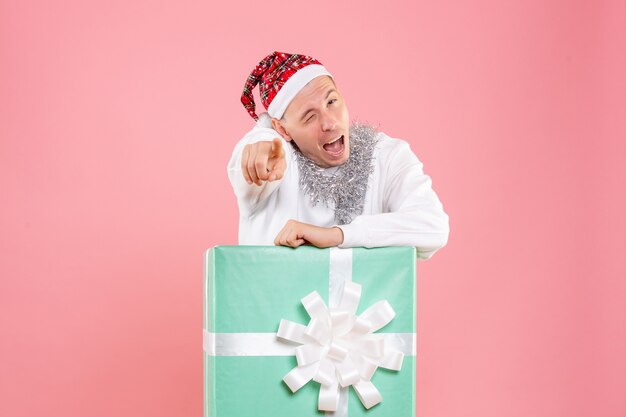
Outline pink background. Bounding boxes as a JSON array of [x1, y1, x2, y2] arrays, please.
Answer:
[[1, 0, 624, 416]]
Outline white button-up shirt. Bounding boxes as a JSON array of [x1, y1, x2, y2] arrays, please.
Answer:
[[227, 124, 450, 260]]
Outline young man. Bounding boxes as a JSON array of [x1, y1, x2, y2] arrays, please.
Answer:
[[229, 51, 450, 260]]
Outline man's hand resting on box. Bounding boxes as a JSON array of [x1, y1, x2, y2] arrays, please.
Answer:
[[241, 138, 286, 186], [274, 220, 344, 248]]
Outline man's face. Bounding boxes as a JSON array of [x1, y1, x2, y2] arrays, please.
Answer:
[[272, 76, 350, 168]]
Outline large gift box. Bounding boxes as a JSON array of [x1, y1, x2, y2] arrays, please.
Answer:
[[203, 246, 417, 417]]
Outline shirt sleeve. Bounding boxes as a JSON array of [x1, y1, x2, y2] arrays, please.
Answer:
[[227, 125, 291, 217], [337, 138, 450, 260]]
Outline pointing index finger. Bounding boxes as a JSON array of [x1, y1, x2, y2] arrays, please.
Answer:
[[271, 138, 284, 156]]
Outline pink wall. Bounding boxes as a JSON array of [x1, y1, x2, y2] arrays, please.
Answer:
[[1, 0, 624, 416]]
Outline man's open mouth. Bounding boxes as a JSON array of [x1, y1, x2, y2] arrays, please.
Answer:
[[322, 135, 345, 155]]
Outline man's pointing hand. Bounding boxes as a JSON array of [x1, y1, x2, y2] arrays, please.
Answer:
[[241, 138, 286, 186]]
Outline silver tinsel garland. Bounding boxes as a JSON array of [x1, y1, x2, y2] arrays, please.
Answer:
[[291, 122, 380, 225]]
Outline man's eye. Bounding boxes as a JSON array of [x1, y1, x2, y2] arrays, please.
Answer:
[[328, 99, 337, 105]]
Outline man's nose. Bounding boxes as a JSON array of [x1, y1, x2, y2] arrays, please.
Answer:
[[320, 111, 337, 131]]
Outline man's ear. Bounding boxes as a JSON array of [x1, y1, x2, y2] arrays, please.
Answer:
[[271, 118, 293, 142]]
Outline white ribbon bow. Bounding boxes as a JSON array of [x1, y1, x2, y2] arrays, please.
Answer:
[[276, 281, 405, 412]]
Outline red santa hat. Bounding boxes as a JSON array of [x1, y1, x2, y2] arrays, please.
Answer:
[[241, 51, 333, 124]]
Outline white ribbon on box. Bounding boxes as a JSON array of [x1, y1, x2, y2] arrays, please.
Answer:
[[203, 247, 416, 417]]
